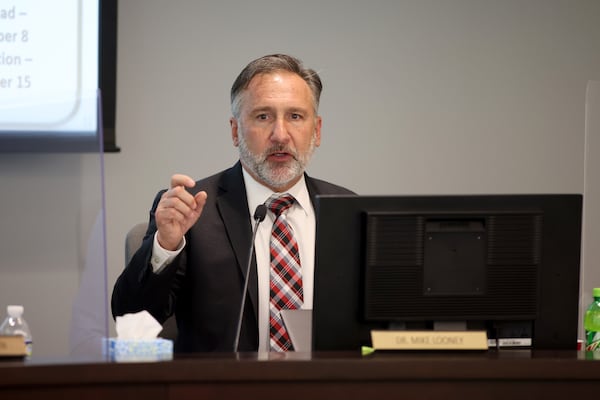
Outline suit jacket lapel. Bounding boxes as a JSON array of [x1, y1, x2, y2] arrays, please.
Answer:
[[305, 173, 322, 206], [215, 162, 259, 322]]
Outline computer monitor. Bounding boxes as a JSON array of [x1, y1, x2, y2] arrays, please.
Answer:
[[312, 194, 582, 351]]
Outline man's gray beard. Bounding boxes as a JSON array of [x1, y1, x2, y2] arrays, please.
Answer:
[[237, 132, 316, 191]]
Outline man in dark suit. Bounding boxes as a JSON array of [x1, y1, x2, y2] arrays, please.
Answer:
[[111, 54, 354, 353]]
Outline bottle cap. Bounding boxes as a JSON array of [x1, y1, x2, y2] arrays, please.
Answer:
[[7, 305, 24, 318], [593, 288, 600, 298]]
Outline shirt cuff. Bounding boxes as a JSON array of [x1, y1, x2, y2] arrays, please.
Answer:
[[151, 232, 185, 273]]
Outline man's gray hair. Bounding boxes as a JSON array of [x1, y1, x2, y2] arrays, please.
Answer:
[[230, 54, 323, 118]]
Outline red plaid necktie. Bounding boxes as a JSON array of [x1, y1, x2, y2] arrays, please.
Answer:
[[267, 194, 303, 352]]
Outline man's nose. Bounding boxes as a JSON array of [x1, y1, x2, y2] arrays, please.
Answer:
[[270, 118, 290, 143]]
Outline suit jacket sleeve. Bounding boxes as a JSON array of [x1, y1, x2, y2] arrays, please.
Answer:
[[111, 189, 186, 323]]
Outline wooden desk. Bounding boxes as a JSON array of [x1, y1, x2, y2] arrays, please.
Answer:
[[1, 351, 599, 399]]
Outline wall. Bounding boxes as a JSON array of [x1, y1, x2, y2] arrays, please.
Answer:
[[1, 0, 599, 355]]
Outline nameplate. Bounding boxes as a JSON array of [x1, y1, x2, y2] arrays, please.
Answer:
[[371, 330, 488, 350], [488, 338, 532, 348], [0, 335, 26, 357]]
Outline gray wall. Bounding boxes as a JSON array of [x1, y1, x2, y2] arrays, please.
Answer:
[[1, 0, 599, 355]]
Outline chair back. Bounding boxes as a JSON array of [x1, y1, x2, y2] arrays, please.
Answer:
[[125, 222, 148, 264]]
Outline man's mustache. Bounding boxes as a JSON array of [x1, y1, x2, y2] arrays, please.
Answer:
[[263, 146, 298, 161]]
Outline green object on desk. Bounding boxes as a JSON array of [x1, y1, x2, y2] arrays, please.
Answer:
[[361, 346, 375, 356]]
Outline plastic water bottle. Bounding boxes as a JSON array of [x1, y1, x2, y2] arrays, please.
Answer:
[[584, 288, 600, 351], [0, 305, 33, 356]]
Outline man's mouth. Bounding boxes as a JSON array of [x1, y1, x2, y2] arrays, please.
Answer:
[[268, 152, 292, 161], [266, 148, 296, 162]]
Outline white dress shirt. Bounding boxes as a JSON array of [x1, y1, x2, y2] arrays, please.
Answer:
[[150, 168, 316, 352]]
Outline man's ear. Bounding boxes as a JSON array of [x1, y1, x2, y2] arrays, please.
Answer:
[[314, 115, 322, 147], [230, 117, 239, 147]]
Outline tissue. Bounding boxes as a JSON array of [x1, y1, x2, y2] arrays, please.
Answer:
[[104, 310, 173, 362], [116, 310, 163, 339]]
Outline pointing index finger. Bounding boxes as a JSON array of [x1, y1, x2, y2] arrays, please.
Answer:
[[170, 174, 196, 189]]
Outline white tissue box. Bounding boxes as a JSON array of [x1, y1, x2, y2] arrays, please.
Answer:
[[104, 338, 173, 362]]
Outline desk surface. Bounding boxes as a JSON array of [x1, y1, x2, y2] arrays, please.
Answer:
[[1, 351, 600, 399]]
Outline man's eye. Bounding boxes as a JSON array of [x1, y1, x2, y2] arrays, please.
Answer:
[[257, 114, 268, 120], [291, 113, 302, 120]]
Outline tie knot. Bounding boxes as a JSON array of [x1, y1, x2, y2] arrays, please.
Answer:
[[266, 194, 295, 216]]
